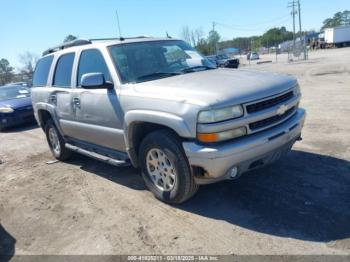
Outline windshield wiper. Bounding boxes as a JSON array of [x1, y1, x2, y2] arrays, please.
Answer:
[[180, 66, 216, 73], [136, 72, 181, 82]]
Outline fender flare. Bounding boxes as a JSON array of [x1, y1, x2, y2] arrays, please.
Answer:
[[34, 103, 64, 134], [124, 110, 193, 166]]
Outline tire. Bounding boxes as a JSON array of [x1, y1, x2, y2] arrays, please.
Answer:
[[45, 119, 72, 161], [139, 130, 199, 204]]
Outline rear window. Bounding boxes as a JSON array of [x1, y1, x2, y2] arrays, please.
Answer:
[[53, 53, 75, 87], [32, 55, 54, 87]]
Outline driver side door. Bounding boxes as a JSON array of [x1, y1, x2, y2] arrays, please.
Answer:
[[70, 49, 125, 152]]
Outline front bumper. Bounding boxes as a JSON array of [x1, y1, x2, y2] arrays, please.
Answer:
[[0, 112, 35, 129], [183, 108, 306, 184]]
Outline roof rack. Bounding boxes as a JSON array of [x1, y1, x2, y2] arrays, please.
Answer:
[[89, 36, 151, 42], [42, 39, 91, 56]]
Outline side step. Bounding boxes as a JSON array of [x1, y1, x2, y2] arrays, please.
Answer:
[[65, 143, 130, 167]]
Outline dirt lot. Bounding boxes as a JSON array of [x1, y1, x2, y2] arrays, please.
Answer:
[[1, 48, 350, 256]]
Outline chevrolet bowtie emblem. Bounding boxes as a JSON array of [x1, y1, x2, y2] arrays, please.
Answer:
[[277, 104, 288, 115]]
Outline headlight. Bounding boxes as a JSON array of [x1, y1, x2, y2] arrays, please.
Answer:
[[198, 105, 243, 123], [0, 107, 14, 113], [294, 84, 301, 97], [197, 127, 247, 143]]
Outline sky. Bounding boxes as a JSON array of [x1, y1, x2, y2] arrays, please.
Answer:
[[1, 0, 349, 68]]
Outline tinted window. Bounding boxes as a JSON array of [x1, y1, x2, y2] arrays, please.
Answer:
[[32, 55, 54, 86], [108, 40, 214, 84], [77, 49, 110, 86], [53, 53, 75, 87]]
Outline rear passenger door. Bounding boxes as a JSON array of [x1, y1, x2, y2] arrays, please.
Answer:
[[50, 53, 76, 137], [71, 49, 125, 151]]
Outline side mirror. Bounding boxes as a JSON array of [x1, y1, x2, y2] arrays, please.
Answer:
[[81, 73, 113, 89]]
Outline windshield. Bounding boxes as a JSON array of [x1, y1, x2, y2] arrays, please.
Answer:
[[217, 54, 229, 60], [108, 40, 216, 84], [0, 86, 31, 102]]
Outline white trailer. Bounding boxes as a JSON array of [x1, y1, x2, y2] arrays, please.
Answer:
[[324, 25, 350, 47]]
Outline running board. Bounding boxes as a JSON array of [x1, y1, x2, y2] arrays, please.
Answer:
[[65, 143, 130, 167]]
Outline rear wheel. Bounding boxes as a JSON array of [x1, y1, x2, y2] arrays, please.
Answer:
[[45, 119, 71, 161], [139, 130, 198, 204]]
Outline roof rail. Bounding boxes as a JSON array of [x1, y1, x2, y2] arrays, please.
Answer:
[[89, 36, 151, 42], [42, 39, 91, 56]]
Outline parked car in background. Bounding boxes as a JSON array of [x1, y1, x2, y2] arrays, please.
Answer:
[[5, 82, 30, 88], [247, 52, 260, 60], [205, 54, 240, 68], [205, 55, 217, 66], [0, 85, 35, 131]]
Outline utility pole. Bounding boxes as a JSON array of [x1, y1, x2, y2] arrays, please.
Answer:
[[212, 22, 218, 55], [297, 0, 308, 60], [288, 0, 297, 52]]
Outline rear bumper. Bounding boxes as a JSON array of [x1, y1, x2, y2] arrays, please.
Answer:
[[183, 108, 306, 184]]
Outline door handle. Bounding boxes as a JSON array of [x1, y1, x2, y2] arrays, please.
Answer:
[[72, 97, 80, 107], [49, 94, 57, 103]]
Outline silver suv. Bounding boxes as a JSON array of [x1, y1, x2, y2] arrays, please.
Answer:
[[31, 37, 306, 204]]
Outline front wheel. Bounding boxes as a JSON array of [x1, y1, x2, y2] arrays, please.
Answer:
[[45, 119, 72, 161], [139, 130, 198, 204]]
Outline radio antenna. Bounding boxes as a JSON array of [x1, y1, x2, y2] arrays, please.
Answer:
[[115, 10, 124, 40]]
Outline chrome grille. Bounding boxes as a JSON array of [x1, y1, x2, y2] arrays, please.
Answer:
[[249, 106, 296, 131], [246, 91, 294, 114]]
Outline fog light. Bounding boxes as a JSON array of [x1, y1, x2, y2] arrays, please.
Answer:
[[229, 167, 238, 179]]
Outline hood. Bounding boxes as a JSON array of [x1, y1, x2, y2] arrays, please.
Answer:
[[0, 96, 32, 109], [133, 68, 297, 108]]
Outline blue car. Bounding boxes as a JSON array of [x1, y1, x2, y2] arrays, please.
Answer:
[[0, 85, 35, 131]]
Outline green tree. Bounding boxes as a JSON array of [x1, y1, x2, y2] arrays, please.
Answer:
[[196, 39, 211, 55], [63, 34, 78, 42], [217, 27, 293, 53], [180, 26, 218, 55], [321, 10, 350, 30], [0, 59, 14, 85], [260, 27, 293, 48], [207, 30, 221, 54]]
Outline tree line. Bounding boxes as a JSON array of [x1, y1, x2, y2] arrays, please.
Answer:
[[0, 35, 78, 86], [181, 10, 349, 55], [321, 10, 350, 30], [181, 25, 296, 55], [0, 52, 38, 86]]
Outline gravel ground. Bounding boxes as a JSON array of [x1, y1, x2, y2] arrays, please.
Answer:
[[0, 48, 349, 257]]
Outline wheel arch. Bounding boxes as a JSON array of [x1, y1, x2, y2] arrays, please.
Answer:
[[124, 110, 193, 167], [35, 103, 63, 134], [37, 109, 52, 129]]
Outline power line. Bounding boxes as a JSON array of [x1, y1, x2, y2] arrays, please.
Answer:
[[215, 15, 291, 29], [215, 17, 291, 32]]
